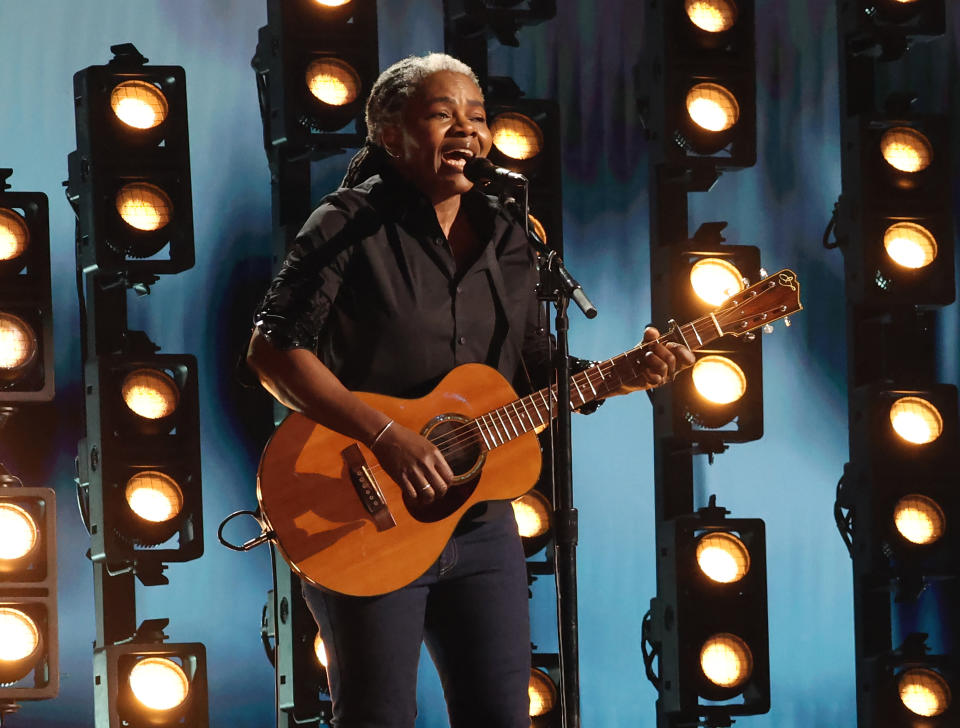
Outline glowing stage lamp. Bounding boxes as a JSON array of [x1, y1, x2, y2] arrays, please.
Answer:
[[0, 208, 29, 265], [692, 355, 747, 406], [689, 257, 744, 306], [528, 668, 558, 719], [898, 668, 951, 718], [700, 633, 753, 690], [491, 112, 543, 161], [696, 531, 750, 584], [0, 312, 38, 380], [0, 606, 42, 685], [122, 368, 180, 422], [512, 490, 552, 556], [115, 183, 173, 233], [0, 503, 39, 565], [881, 126, 932, 173], [686, 83, 740, 133], [313, 633, 329, 668], [119, 471, 186, 547], [103, 638, 208, 728], [111, 80, 169, 131], [313, 0, 352, 8], [685, 0, 738, 33], [305, 58, 361, 107], [128, 656, 190, 712], [889, 396, 943, 445], [893, 495, 945, 546], [884, 222, 937, 269]]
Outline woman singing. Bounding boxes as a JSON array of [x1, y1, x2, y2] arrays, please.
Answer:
[[247, 52, 693, 728]]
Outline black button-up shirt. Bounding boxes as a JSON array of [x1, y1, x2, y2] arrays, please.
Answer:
[[255, 169, 550, 397]]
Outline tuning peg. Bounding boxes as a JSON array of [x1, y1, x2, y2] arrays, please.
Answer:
[[762, 323, 774, 334], [759, 267, 768, 278], [744, 332, 756, 342], [784, 316, 792, 327]]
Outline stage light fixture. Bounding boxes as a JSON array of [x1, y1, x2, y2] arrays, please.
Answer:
[[651, 504, 769, 719], [685, 0, 738, 33], [696, 531, 750, 584], [840, 0, 945, 58], [253, 0, 379, 150], [529, 667, 558, 718], [654, 237, 764, 443], [95, 627, 208, 728], [700, 633, 753, 689], [512, 489, 552, 557], [80, 353, 202, 582], [110, 81, 169, 131], [314, 0, 352, 7], [122, 368, 180, 422], [485, 85, 563, 252], [0, 487, 58, 703], [898, 667, 951, 717], [686, 82, 740, 133], [689, 257, 744, 306], [691, 355, 747, 406], [0, 178, 53, 403], [305, 58, 361, 107], [0, 208, 29, 264], [889, 395, 942, 445], [893, 495, 945, 546], [313, 633, 329, 668], [638, 0, 755, 167], [881, 126, 932, 173], [490, 112, 543, 160], [883, 221, 937, 269], [115, 183, 173, 233], [836, 114, 953, 305], [69, 43, 194, 274], [847, 384, 958, 580], [0, 503, 39, 564], [128, 656, 190, 712], [0, 313, 37, 377]]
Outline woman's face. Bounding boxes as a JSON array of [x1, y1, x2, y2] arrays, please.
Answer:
[[382, 70, 492, 203]]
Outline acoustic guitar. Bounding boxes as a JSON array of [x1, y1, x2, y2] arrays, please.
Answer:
[[256, 269, 802, 596]]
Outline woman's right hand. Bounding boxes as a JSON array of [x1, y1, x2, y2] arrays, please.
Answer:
[[370, 422, 454, 504]]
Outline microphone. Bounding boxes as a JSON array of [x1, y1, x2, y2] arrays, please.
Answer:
[[463, 157, 527, 188]]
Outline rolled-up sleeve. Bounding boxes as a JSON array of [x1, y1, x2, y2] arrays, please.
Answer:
[[253, 199, 358, 352]]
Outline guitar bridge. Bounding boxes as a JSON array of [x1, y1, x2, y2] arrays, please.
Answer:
[[342, 443, 396, 532]]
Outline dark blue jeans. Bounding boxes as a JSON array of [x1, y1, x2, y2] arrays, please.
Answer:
[[301, 509, 531, 728]]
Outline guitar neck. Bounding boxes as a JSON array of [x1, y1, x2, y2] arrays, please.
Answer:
[[473, 312, 726, 450]]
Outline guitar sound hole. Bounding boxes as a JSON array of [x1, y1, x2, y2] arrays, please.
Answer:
[[423, 414, 484, 482]]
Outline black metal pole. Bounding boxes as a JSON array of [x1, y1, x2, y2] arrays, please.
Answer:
[[551, 294, 580, 728]]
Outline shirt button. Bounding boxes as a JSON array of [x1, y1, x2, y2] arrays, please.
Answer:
[[458, 336, 466, 345]]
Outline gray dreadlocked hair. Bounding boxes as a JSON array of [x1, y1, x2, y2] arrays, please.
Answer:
[[340, 53, 480, 188]]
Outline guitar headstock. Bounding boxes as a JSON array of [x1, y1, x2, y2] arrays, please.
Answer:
[[713, 269, 803, 337]]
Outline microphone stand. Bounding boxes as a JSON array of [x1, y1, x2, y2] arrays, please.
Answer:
[[503, 182, 596, 728]]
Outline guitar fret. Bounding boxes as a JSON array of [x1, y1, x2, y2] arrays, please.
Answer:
[[519, 397, 537, 427], [689, 322, 703, 346], [539, 390, 552, 417], [510, 401, 528, 433], [572, 375, 585, 404], [709, 312, 722, 336], [502, 406, 519, 438], [485, 413, 502, 446], [530, 395, 546, 425], [494, 408, 513, 440], [582, 370, 598, 396]]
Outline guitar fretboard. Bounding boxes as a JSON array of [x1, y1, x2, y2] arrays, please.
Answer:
[[472, 314, 725, 450]]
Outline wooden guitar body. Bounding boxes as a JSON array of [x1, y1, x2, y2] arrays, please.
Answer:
[[257, 363, 542, 597]]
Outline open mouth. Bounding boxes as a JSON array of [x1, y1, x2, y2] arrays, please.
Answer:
[[440, 148, 474, 171]]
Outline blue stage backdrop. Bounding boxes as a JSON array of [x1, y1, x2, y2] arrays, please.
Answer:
[[0, 1, 957, 726]]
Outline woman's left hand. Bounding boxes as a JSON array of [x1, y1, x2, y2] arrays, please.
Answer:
[[612, 326, 696, 395]]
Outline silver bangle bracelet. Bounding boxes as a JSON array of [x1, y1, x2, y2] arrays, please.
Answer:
[[370, 420, 394, 448]]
